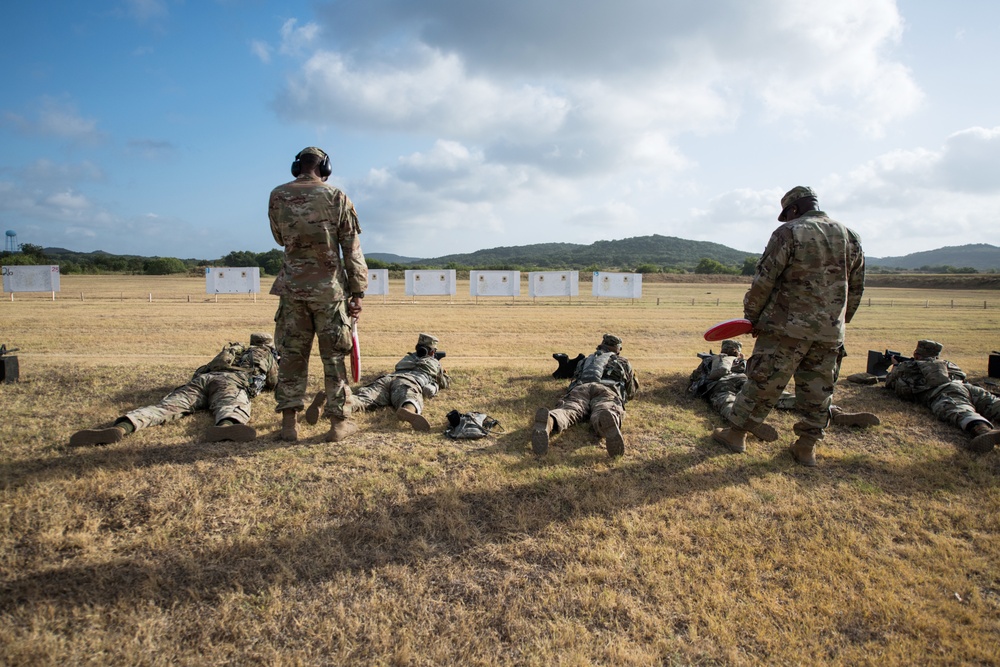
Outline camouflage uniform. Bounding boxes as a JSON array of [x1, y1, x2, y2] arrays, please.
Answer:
[[885, 340, 1000, 431], [269, 147, 368, 420], [548, 337, 639, 435], [689, 340, 747, 422], [354, 348, 450, 414], [728, 187, 865, 442], [121, 335, 278, 432]]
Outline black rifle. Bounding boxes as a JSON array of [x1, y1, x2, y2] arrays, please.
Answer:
[[866, 349, 911, 378], [434, 351, 446, 360]]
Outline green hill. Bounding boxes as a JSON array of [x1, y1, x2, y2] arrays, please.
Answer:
[[413, 235, 758, 270], [869, 243, 1000, 271]]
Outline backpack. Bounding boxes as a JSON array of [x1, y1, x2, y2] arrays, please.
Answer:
[[444, 410, 503, 440]]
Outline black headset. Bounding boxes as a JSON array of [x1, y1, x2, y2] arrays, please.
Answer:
[[291, 148, 332, 178]]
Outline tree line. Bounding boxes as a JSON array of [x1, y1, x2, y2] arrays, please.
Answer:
[[0, 244, 987, 276]]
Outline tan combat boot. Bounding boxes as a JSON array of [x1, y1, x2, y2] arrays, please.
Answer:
[[205, 423, 256, 443], [531, 407, 554, 455], [69, 425, 126, 447], [712, 427, 747, 453], [968, 422, 1000, 453], [280, 409, 298, 442], [595, 411, 625, 458], [789, 437, 818, 467], [305, 391, 327, 425], [831, 406, 881, 427], [325, 416, 359, 442], [396, 403, 430, 431]]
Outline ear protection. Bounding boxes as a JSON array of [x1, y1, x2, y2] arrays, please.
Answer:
[[291, 149, 332, 178]]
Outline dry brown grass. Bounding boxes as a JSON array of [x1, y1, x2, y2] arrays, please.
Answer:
[[1, 275, 999, 665]]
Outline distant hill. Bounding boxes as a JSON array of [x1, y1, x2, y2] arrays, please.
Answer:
[[869, 243, 1000, 271], [403, 235, 758, 270], [366, 252, 422, 264]]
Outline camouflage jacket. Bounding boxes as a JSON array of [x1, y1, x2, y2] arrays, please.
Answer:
[[268, 174, 369, 303], [688, 353, 746, 398], [392, 352, 450, 398], [885, 357, 967, 402], [744, 211, 865, 343], [568, 350, 639, 403], [194, 343, 279, 398]]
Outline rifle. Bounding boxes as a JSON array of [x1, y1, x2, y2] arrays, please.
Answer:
[[866, 349, 912, 378]]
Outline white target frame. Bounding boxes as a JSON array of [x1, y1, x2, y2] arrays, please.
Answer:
[[528, 271, 579, 298], [405, 270, 457, 296], [592, 271, 642, 299], [470, 270, 520, 297], [205, 267, 261, 294]]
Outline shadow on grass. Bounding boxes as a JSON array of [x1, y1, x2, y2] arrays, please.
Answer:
[[4, 446, 996, 612], [0, 425, 301, 493]]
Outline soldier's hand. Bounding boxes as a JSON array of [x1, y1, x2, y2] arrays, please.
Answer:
[[347, 297, 363, 319]]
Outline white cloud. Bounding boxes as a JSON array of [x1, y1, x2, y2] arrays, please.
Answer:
[[279, 18, 320, 56], [125, 0, 168, 23], [2, 97, 106, 145], [250, 39, 272, 64]]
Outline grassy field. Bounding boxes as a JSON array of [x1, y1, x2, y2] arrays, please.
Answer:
[[1, 275, 999, 665]]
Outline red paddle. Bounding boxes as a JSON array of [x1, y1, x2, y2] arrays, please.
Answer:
[[704, 318, 754, 342], [350, 318, 361, 383]]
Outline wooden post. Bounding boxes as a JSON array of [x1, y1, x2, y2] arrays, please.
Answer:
[[80, 292, 84, 301], [148, 293, 152, 303]]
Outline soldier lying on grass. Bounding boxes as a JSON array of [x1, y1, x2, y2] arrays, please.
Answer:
[[885, 339, 1000, 453], [691, 339, 880, 435], [532, 333, 639, 458], [305, 332, 450, 432], [69, 333, 278, 446]]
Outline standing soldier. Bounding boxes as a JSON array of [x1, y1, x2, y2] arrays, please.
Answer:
[[269, 146, 368, 443], [532, 333, 639, 458], [712, 186, 865, 466]]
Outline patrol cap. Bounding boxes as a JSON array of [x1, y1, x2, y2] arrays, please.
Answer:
[[298, 146, 328, 159], [720, 339, 742, 355], [250, 332, 273, 346], [915, 339, 943, 358], [417, 333, 439, 348], [777, 186, 818, 221], [601, 334, 623, 349]]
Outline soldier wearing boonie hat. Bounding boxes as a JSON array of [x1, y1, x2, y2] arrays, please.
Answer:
[[269, 145, 369, 444], [712, 185, 866, 467], [531, 333, 639, 459], [886, 339, 1000, 453]]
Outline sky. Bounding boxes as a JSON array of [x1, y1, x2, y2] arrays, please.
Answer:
[[2, 1, 1000, 262]]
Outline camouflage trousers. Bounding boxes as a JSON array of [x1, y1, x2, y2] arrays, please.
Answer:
[[122, 371, 251, 431], [708, 387, 739, 423], [729, 332, 840, 441], [549, 383, 625, 434], [921, 381, 1000, 430], [353, 374, 424, 413], [273, 296, 353, 419]]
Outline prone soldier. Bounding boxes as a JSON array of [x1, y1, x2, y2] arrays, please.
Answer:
[[532, 333, 639, 458], [690, 339, 879, 428], [885, 339, 1000, 452], [305, 333, 450, 431], [69, 333, 278, 446]]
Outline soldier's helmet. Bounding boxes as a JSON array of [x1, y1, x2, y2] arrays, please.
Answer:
[[777, 186, 818, 221], [720, 339, 742, 356], [915, 339, 943, 358], [601, 334, 623, 350], [250, 332, 274, 347], [417, 333, 439, 348]]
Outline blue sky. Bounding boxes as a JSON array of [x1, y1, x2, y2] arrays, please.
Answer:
[[2, 0, 1000, 261]]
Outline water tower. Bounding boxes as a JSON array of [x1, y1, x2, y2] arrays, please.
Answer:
[[4, 230, 16, 252]]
